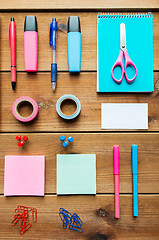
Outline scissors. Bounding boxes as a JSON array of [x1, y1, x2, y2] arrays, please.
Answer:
[[111, 23, 137, 83]]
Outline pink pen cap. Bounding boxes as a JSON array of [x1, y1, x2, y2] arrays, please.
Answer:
[[114, 145, 120, 175], [24, 16, 38, 72]]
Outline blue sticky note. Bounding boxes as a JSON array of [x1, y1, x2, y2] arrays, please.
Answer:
[[57, 154, 96, 195], [97, 14, 154, 92]]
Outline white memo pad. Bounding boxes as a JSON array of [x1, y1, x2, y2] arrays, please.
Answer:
[[101, 103, 148, 130]]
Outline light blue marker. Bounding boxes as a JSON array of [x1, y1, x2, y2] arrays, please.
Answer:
[[132, 145, 138, 217], [67, 16, 81, 72]]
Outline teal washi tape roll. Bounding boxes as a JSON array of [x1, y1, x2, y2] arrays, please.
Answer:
[[56, 95, 81, 120]]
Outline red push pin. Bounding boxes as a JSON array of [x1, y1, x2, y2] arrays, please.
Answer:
[[18, 141, 25, 147], [15, 135, 21, 140], [23, 136, 28, 141]]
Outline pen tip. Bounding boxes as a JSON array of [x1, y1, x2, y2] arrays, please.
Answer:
[[12, 82, 16, 90], [52, 82, 56, 91], [11, 17, 14, 21]]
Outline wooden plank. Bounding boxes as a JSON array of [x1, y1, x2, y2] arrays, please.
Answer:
[[0, 0, 159, 10], [0, 72, 159, 132], [0, 195, 159, 239], [0, 133, 159, 194], [0, 12, 159, 71]]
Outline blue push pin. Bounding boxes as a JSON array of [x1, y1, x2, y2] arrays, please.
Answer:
[[60, 136, 66, 141], [62, 141, 68, 147], [68, 137, 74, 143]]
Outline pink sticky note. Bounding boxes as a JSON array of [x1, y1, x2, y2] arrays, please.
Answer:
[[4, 156, 45, 196]]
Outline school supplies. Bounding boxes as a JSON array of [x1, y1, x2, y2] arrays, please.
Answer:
[[57, 154, 96, 195], [59, 208, 83, 232], [18, 141, 24, 147], [24, 16, 38, 72], [12, 96, 39, 122], [23, 136, 28, 141], [56, 95, 81, 120], [132, 145, 138, 217], [15, 135, 28, 147], [11, 205, 37, 235], [68, 136, 74, 142], [4, 155, 45, 196], [69, 213, 83, 232], [101, 103, 148, 130], [60, 136, 74, 147], [60, 136, 65, 141], [97, 13, 153, 92], [111, 23, 137, 83], [114, 145, 120, 219], [59, 208, 71, 229], [15, 135, 21, 140], [68, 16, 81, 72], [62, 142, 68, 147], [49, 18, 57, 91], [9, 17, 16, 90]]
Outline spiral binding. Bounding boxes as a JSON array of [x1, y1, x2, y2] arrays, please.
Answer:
[[98, 12, 152, 19]]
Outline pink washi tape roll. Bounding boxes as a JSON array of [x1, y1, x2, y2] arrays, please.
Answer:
[[12, 96, 39, 122]]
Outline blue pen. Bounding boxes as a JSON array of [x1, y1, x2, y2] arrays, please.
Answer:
[[49, 18, 57, 91], [132, 145, 138, 217]]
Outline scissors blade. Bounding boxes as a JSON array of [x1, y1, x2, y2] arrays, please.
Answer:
[[120, 23, 126, 52]]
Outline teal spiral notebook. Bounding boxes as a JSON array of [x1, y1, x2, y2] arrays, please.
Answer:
[[97, 13, 154, 92]]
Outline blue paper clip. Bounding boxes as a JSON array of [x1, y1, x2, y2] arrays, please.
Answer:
[[59, 208, 71, 218], [69, 213, 83, 232], [59, 208, 83, 232], [59, 212, 69, 229], [59, 208, 71, 229]]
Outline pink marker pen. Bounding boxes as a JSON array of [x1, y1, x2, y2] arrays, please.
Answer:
[[114, 145, 120, 219], [24, 16, 38, 72]]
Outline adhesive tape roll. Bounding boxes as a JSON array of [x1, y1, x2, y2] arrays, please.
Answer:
[[12, 96, 39, 122], [56, 95, 81, 120]]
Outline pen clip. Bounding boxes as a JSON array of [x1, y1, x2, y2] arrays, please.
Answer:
[[9, 22, 11, 46], [49, 22, 52, 46]]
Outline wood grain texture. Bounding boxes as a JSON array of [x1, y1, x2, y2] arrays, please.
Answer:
[[0, 12, 159, 71], [0, 72, 159, 132], [0, 2, 159, 239], [0, 133, 159, 194], [0, 195, 159, 240], [0, 0, 159, 10]]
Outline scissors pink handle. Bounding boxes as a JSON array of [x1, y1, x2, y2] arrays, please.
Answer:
[[111, 50, 124, 83], [124, 50, 137, 83], [111, 50, 137, 83]]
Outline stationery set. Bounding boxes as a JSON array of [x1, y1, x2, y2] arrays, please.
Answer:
[[4, 12, 154, 235]]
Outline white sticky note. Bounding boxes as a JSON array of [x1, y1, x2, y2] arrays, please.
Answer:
[[101, 103, 148, 129]]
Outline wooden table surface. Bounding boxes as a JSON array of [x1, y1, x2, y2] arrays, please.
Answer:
[[0, 1, 159, 239]]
